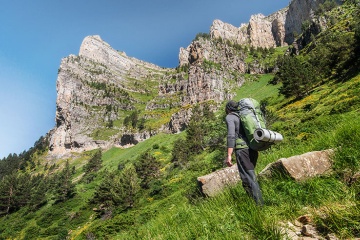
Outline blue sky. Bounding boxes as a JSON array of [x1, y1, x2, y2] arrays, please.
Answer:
[[0, 0, 289, 158]]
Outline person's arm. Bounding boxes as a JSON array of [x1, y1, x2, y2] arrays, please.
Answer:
[[225, 147, 234, 167], [225, 114, 236, 167]]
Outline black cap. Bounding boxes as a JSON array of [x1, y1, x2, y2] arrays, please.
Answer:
[[226, 100, 238, 112]]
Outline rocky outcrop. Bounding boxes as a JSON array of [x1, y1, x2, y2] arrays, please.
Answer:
[[49, 36, 169, 155], [197, 164, 240, 197], [208, 9, 288, 49], [284, 0, 327, 44], [49, 35, 242, 156], [179, 0, 332, 69], [259, 149, 334, 181]]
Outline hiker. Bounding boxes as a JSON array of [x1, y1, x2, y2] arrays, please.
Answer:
[[225, 100, 264, 205]]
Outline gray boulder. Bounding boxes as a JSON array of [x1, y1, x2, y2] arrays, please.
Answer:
[[259, 149, 334, 181], [197, 164, 240, 197]]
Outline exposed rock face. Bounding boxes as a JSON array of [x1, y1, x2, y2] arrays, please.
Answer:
[[178, 47, 189, 67], [49, 35, 241, 156], [49, 0, 335, 156], [180, 0, 330, 68], [199, 0, 329, 58], [284, 0, 326, 44], [208, 10, 288, 49], [49, 35, 168, 155], [210, 20, 249, 46]]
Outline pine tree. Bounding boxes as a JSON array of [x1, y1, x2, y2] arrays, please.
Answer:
[[0, 172, 17, 215], [83, 149, 102, 183], [53, 160, 75, 202], [275, 55, 317, 99], [135, 152, 161, 189], [186, 105, 206, 153], [119, 164, 140, 208], [91, 171, 121, 208], [29, 175, 48, 210], [13, 173, 32, 209]]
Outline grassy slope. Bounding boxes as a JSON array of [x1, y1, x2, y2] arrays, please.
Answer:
[[2, 71, 359, 240]]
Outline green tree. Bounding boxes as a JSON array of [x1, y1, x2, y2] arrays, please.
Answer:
[[91, 171, 121, 208], [118, 164, 140, 208], [29, 175, 48, 210], [0, 172, 17, 215], [83, 149, 103, 183], [186, 104, 216, 152], [123, 110, 139, 129], [275, 55, 318, 99], [92, 165, 140, 210], [135, 152, 161, 189], [171, 137, 191, 168], [53, 160, 75, 202], [12, 173, 32, 210], [171, 103, 218, 168]]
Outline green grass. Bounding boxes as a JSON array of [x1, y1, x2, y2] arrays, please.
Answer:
[[235, 74, 282, 102], [101, 132, 180, 171]]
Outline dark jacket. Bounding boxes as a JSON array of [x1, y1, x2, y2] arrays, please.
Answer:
[[226, 113, 246, 148]]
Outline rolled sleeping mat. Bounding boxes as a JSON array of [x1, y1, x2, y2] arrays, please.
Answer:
[[253, 128, 283, 143]]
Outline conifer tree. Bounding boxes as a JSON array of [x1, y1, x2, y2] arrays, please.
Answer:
[[0, 172, 17, 215], [13, 173, 32, 209], [135, 152, 161, 189], [91, 171, 121, 208], [83, 149, 102, 183], [53, 160, 75, 202], [119, 164, 140, 208], [29, 175, 48, 210], [91, 165, 140, 210], [275, 55, 317, 99]]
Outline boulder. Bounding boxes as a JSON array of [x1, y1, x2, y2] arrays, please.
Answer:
[[259, 149, 334, 181], [197, 164, 240, 197]]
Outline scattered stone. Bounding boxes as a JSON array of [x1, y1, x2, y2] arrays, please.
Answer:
[[301, 224, 317, 237], [259, 149, 334, 181], [350, 172, 360, 185], [197, 164, 240, 197], [326, 233, 339, 240]]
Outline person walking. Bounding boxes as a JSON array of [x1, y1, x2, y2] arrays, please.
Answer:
[[225, 100, 264, 206]]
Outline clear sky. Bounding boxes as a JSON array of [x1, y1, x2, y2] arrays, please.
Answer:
[[0, 0, 289, 159]]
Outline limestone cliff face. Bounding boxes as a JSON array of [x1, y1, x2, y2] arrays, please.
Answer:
[[49, 36, 168, 155], [188, 0, 328, 60], [208, 9, 288, 50], [49, 0, 334, 156], [49, 35, 243, 156]]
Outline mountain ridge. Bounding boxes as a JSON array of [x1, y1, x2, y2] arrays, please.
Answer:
[[48, 0, 332, 157]]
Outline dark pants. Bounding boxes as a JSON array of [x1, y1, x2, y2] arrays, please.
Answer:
[[235, 148, 263, 205]]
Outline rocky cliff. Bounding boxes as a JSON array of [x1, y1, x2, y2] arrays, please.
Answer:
[[49, 36, 170, 155], [49, 0, 335, 156], [49, 35, 240, 156]]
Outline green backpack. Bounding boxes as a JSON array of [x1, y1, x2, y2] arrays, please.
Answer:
[[234, 98, 272, 151]]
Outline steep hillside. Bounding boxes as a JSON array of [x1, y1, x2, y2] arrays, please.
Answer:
[[1, 1, 359, 239]]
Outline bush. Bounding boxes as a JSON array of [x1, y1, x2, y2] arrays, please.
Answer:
[[23, 226, 42, 240]]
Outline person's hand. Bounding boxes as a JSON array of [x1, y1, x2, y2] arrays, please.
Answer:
[[225, 155, 233, 167]]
